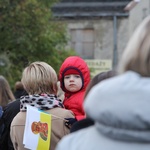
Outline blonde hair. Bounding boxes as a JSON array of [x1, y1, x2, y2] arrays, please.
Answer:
[[119, 16, 150, 77], [0, 75, 15, 107], [21, 61, 58, 95]]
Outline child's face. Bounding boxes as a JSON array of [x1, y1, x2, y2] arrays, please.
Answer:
[[64, 74, 82, 92]]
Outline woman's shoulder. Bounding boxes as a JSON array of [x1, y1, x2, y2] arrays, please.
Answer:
[[11, 112, 26, 126], [47, 108, 74, 119]]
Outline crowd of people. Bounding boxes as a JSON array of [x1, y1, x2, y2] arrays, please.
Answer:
[[0, 15, 150, 150]]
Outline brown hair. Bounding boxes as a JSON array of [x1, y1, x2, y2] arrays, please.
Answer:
[[0, 75, 15, 107], [14, 81, 24, 91]]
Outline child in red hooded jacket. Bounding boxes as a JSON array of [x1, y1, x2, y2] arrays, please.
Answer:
[[59, 56, 90, 127]]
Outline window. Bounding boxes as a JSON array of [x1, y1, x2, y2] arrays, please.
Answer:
[[70, 29, 94, 59]]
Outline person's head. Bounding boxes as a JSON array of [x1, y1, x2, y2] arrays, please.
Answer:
[[118, 16, 150, 76], [0, 75, 15, 107], [21, 61, 58, 95], [14, 81, 28, 99], [84, 70, 116, 99], [14, 81, 24, 91], [64, 69, 82, 93], [59, 56, 90, 94]]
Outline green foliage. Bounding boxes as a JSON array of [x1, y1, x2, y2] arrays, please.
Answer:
[[0, 0, 76, 89]]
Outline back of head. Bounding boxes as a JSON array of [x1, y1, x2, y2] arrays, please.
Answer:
[[21, 61, 58, 95], [0, 75, 15, 107], [85, 70, 116, 99], [15, 81, 24, 91], [14, 81, 28, 99], [118, 16, 150, 77]]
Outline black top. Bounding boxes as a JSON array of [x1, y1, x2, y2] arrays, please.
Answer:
[[0, 100, 20, 150], [70, 118, 94, 133], [14, 89, 28, 99]]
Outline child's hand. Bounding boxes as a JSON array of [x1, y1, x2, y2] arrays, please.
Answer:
[[64, 118, 77, 129]]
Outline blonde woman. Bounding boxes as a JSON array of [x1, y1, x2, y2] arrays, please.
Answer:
[[0, 75, 15, 109], [10, 61, 74, 150], [56, 16, 150, 150]]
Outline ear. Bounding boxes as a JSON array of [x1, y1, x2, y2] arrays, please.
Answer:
[[52, 84, 58, 95]]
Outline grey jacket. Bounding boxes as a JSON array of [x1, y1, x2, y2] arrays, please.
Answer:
[[56, 71, 150, 150]]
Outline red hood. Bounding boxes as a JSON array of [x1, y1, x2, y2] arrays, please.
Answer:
[[59, 56, 90, 95]]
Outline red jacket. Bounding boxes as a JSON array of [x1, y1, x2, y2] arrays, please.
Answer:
[[59, 56, 90, 120]]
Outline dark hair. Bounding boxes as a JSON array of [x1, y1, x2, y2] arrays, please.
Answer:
[[84, 70, 116, 99], [0, 75, 15, 107], [14, 81, 24, 90]]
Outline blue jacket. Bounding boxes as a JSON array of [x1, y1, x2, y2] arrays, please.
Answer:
[[0, 106, 2, 118]]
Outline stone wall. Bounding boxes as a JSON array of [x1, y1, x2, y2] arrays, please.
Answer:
[[65, 17, 128, 67]]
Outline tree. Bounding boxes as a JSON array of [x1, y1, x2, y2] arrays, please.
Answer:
[[0, 0, 76, 89]]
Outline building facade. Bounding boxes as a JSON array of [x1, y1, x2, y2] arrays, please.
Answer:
[[52, 0, 150, 68]]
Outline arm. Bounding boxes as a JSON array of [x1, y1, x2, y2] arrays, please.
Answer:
[[63, 110, 75, 134]]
